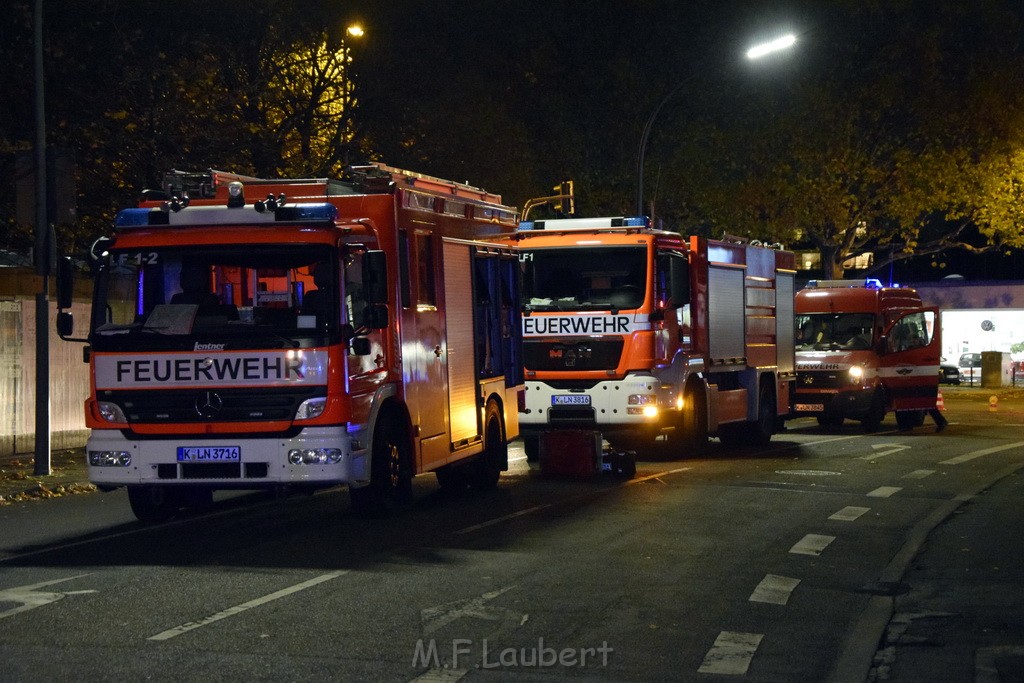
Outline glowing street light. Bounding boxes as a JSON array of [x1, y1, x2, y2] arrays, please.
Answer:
[[346, 24, 365, 39], [635, 31, 798, 217]]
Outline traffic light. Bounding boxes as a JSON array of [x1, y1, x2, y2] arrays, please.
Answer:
[[552, 180, 575, 216]]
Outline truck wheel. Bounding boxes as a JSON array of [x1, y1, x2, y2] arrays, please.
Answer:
[[127, 485, 178, 523], [671, 385, 708, 458], [350, 413, 413, 516], [861, 390, 886, 433], [522, 434, 539, 463], [896, 410, 926, 430], [749, 383, 776, 447], [469, 402, 505, 490]]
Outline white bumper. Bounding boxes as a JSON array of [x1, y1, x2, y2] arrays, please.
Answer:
[[520, 376, 670, 428], [86, 426, 368, 489]]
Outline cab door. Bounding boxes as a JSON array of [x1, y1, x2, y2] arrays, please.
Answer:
[[880, 308, 941, 411]]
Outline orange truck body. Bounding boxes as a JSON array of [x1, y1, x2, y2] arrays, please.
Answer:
[[512, 217, 796, 465], [63, 164, 524, 517], [793, 279, 941, 431]]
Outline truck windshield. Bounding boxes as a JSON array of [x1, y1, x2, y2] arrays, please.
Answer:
[[92, 244, 337, 340], [520, 246, 646, 312], [795, 312, 876, 351]]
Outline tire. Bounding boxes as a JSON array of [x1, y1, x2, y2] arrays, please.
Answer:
[[896, 410, 926, 430], [468, 402, 505, 490], [522, 434, 539, 463], [349, 412, 413, 516], [127, 485, 178, 523], [749, 383, 776, 447], [817, 415, 844, 428], [669, 384, 708, 458], [861, 390, 886, 433]]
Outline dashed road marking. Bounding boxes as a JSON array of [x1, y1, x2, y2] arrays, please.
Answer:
[[903, 469, 935, 479], [698, 631, 763, 675], [829, 506, 870, 522], [749, 574, 800, 605], [860, 444, 910, 460], [455, 505, 552, 535], [148, 571, 348, 641], [790, 534, 835, 556], [867, 486, 902, 498], [940, 441, 1024, 465]]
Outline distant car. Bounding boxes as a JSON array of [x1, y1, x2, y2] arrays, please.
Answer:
[[939, 359, 960, 385], [958, 352, 982, 384]]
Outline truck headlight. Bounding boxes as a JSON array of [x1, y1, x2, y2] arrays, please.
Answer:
[[295, 397, 327, 420], [89, 451, 131, 466], [288, 448, 343, 465], [848, 366, 865, 382], [97, 401, 127, 423]]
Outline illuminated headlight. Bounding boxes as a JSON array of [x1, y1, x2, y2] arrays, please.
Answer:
[[97, 401, 128, 423], [848, 366, 865, 382], [295, 397, 327, 420], [628, 394, 658, 416], [88, 451, 131, 467], [628, 394, 656, 405], [288, 448, 343, 465]]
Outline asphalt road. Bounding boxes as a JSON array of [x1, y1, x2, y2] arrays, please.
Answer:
[[1, 396, 1022, 681]]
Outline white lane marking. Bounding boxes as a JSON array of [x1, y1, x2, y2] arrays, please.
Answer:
[[508, 455, 528, 463], [860, 444, 910, 460], [420, 585, 521, 635], [829, 506, 870, 522], [455, 505, 552, 535], [940, 441, 1024, 465], [698, 631, 763, 675], [795, 434, 865, 447], [903, 469, 935, 479], [790, 534, 835, 556], [148, 571, 347, 641], [0, 574, 97, 620], [867, 486, 902, 498], [625, 468, 689, 485], [749, 574, 800, 605], [410, 669, 470, 682]]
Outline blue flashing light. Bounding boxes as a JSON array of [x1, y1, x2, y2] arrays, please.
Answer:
[[622, 216, 648, 227], [276, 203, 337, 222], [517, 220, 537, 231], [115, 208, 157, 227], [864, 278, 883, 289]]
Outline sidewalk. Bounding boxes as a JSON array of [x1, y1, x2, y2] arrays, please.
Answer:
[[0, 448, 93, 505]]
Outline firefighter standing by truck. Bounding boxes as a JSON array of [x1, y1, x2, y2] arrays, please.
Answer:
[[56, 164, 524, 521]]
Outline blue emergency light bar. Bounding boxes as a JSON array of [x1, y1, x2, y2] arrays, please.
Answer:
[[806, 277, 886, 289], [115, 202, 338, 229], [517, 216, 648, 231]]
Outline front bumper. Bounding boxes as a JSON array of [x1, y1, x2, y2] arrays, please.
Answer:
[[86, 426, 367, 489], [792, 388, 874, 420], [520, 378, 675, 432]]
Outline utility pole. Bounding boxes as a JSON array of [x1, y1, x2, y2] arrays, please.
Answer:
[[33, 0, 51, 476]]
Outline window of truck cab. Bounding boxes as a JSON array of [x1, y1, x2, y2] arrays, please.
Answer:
[[520, 246, 646, 312], [92, 245, 338, 339]]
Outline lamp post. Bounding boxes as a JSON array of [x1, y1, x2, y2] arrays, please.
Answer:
[[634, 33, 797, 217]]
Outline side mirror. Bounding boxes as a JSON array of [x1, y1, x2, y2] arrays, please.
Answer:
[[350, 336, 371, 356], [362, 303, 389, 330], [57, 256, 75, 310], [362, 250, 388, 305], [669, 257, 690, 306], [56, 311, 74, 338]]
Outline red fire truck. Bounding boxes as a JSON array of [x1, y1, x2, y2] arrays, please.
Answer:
[[57, 164, 524, 520], [512, 217, 796, 474], [793, 278, 940, 431]]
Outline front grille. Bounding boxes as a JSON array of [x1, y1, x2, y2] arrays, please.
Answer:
[[524, 339, 624, 372], [548, 405, 596, 425], [797, 371, 847, 390], [153, 462, 270, 480], [98, 386, 324, 424]]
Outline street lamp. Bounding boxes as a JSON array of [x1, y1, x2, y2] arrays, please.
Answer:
[[635, 32, 797, 217]]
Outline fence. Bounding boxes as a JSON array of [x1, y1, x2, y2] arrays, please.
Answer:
[[0, 269, 91, 455]]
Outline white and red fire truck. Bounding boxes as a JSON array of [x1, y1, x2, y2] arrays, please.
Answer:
[[793, 278, 940, 431], [57, 164, 524, 520], [512, 216, 796, 474]]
